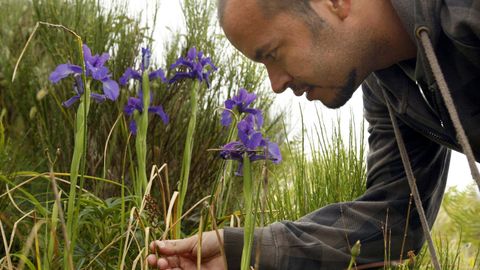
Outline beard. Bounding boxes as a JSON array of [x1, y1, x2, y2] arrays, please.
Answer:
[[323, 69, 358, 109]]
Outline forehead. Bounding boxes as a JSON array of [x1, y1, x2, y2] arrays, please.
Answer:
[[221, 0, 276, 60]]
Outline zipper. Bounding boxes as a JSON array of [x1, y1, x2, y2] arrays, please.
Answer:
[[402, 114, 459, 151]]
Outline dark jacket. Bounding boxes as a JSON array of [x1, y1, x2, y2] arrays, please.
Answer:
[[224, 0, 480, 268]]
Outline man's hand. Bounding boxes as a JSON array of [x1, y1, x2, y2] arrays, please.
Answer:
[[147, 229, 226, 269]]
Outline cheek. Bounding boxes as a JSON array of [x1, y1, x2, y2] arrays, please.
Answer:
[[282, 50, 321, 80]]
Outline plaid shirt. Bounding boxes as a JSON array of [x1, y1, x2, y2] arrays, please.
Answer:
[[224, 0, 480, 269]]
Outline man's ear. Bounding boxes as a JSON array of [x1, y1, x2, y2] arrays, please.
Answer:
[[312, 0, 351, 20], [330, 0, 351, 20]]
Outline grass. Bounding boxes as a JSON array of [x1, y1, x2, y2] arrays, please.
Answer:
[[0, 0, 478, 269], [264, 108, 367, 223]]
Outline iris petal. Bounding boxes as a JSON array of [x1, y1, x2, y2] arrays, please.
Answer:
[[62, 95, 81, 108], [149, 105, 169, 124], [169, 47, 216, 87], [119, 68, 141, 85], [49, 64, 82, 83], [149, 68, 167, 82], [82, 44, 93, 63], [221, 110, 232, 127], [90, 93, 107, 103], [97, 53, 110, 67], [102, 79, 120, 101], [129, 120, 137, 135]]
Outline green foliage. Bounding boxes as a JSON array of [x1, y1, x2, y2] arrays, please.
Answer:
[[265, 109, 367, 222], [157, 0, 283, 212], [418, 186, 480, 269], [441, 186, 480, 247], [0, 0, 147, 178], [0, 0, 477, 269], [0, 0, 280, 267]]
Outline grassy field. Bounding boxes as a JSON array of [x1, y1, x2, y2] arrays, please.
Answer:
[[0, 0, 478, 269]]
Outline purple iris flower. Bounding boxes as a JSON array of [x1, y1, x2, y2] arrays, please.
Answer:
[[220, 114, 282, 175], [123, 91, 169, 135], [49, 44, 120, 107], [221, 88, 263, 127], [169, 47, 217, 87], [119, 48, 167, 86], [120, 48, 169, 134]]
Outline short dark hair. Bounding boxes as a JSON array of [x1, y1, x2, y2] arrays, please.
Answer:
[[217, 0, 325, 36]]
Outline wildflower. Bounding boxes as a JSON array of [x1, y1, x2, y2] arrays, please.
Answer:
[[49, 44, 119, 107], [119, 48, 167, 86], [221, 88, 263, 127], [169, 47, 217, 87], [220, 114, 281, 175], [120, 47, 168, 134], [123, 91, 168, 134]]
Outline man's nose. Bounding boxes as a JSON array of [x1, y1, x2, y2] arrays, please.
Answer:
[[266, 65, 292, 94]]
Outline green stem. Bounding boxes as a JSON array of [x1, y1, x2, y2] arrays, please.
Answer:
[[134, 71, 151, 205], [64, 39, 90, 268], [174, 81, 200, 238], [219, 119, 238, 217], [241, 154, 254, 270]]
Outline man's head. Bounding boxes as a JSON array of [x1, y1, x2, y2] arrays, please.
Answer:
[[218, 0, 416, 108], [219, 0, 326, 38]]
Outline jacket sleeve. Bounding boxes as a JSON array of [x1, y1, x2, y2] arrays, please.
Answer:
[[223, 79, 451, 269]]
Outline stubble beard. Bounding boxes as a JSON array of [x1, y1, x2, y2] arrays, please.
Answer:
[[324, 69, 358, 109]]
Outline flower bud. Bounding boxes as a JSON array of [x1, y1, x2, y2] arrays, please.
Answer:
[[351, 240, 361, 258]]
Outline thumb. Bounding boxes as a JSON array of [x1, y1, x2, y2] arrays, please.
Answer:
[[150, 237, 196, 256]]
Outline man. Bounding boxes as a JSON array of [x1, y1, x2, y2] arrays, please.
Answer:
[[147, 0, 480, 269]]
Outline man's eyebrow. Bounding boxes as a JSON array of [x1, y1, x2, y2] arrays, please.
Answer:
[[254, 43, 271, 62]]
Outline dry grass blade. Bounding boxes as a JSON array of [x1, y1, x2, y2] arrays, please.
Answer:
[[131, 227, 150, 270], [161, 194, 212, 241], [140, 164, 167, 214], [207, 203, 228, 269], [122, 164, 171, 270], [33, 213, 41, 268], [84, 233, 126, 268], [163, 191, 179, 241], [144, 227, 150, 269], [103, 114, 122, 179], [7, 210, 34, 254], [132, 251, 143, 270], [121, 207, 149, 269], [197, 211, 205, 269], [0, 172, 92, 199], [47, 151, 74, 270], [17, 220, 46, 270], [6, 185, 33, 217], [0, 219, 14, 270], [120, 207, 138, 269], [12, 21, 82, 83], [0, 174, 42, 199]]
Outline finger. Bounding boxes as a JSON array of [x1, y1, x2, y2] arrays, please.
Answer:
[[166, 255, 197, 270], [150, 238, 196, 256], [165, 256, 181, 268], [157, 257, 170, 269], [146, 254, 158, 267], [150, 240, 163, 253]]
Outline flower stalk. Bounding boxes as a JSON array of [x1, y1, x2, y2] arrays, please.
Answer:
[[134, 71, 151, 201], [240, 153, 254, 270], [219, 120, 238, 217], [174, 80, 200, 238], [65, 39, 90, 268], [119, 47, 168, 204]]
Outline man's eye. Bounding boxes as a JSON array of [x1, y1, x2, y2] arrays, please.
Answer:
[[266, 50, 277, 60]]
